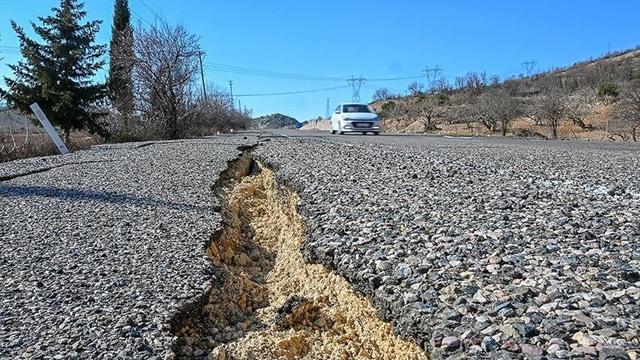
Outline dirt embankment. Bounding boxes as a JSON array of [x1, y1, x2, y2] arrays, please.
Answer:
[[172, 152, 426, 359]]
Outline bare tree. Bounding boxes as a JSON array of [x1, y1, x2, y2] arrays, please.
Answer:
[[372, 88, 395, 102], [532, 91, 567, 139], [565, 90, 595, 130], [407, 81, 425, 96], [431, 77, 451, 93], [475, 89, 521, 135], [612, 83, 640, 141], [455, 71, 488, 95], [412, 95, 443, 130], [131, 22, 201, 139], [190, 85, 251, 134]]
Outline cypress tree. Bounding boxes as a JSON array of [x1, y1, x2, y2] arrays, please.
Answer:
[[0, 0, 107, 142], [108, 0, 134, 126]]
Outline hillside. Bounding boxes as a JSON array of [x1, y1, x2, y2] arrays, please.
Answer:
[[368, 47, 640, 141], [253, 113, 299, 129]]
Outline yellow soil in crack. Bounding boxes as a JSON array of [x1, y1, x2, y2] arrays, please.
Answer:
[[210, 164, 427, 360]]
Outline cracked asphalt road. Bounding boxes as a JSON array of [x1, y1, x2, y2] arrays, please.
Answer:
[[0, 136, 256, 359], [2, 130, 639, 359], [256, 131, 640, 359]]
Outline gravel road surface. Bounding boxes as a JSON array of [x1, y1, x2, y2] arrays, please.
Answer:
[[2, 131, 639, 359], [1, 136, 255, 359], [256, 131, 640, 359]]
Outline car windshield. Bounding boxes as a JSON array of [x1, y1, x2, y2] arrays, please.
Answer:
[[342, 104, 371, 113]]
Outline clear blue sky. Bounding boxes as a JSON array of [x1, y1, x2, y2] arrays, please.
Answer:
[[1, 0, 640, 121]]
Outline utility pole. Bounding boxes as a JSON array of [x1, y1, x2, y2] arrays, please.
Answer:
[[238, 99, 241, 112], [228, 80, 234, 108], [347, 75, 366, 102], [522, 60, 537, 77], [325, 98, 330, 118], [421, 65, 442, 88], [198, 51, 207, 101]]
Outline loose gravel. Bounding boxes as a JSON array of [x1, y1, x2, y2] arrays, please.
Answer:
[[3, 131, 640, 359], [0, 136, 256, 359], [256, 133, 640, 359]]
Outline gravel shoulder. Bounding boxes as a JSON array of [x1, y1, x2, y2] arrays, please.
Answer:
[[256, 132, 640, 359], [0, 135, 256, 359]]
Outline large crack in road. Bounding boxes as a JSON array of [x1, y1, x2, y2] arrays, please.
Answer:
[[172, 151, 426, 359]]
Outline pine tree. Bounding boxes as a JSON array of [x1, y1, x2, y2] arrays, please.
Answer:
[[0, 0, 107, 142], [108, 0, 134, 127]]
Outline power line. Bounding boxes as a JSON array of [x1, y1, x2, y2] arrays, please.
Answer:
[[203, 65, 230, 82], [135, 0, 162, 19], [367, 75, 423, 82], [130, 8, 153, 26], [234, 85, 349, 97], [212, 71, 230, 82], [206, 62, 344, 81], [207, 61, 422, 82]]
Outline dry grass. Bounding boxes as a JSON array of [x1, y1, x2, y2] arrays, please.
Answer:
[[379, 103, 626, 142], [0, 131, 101, 162]]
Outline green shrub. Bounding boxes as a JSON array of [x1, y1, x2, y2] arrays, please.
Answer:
[[435, 92, 449, 105], [597, 82, 619, 99], [379, 101, 398, 119]]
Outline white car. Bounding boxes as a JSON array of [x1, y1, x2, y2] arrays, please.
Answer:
[[330, 103, 381, 135]]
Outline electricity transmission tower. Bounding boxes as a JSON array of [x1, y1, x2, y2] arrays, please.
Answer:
[[347, 75, 366, 102], [522, 60, 537, 76], [421, 65, 442, 87]]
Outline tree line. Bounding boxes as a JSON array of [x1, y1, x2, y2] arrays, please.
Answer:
[[0, 0, 251, 145], [373, 53, 640, 141]]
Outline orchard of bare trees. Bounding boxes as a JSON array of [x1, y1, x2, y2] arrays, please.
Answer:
[[374, 48, 640, 141]]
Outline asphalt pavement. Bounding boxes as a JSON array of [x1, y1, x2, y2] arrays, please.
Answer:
[[256, 130, 640, 359], [1, 130, 639, 359], [0, 136, 256, 359]]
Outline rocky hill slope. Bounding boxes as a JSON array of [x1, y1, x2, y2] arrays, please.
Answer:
[[253, 113, 299, 129]]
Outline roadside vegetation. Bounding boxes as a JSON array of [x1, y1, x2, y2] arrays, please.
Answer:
[[372, 48, 640, 141], [0, 0, 251, 162]]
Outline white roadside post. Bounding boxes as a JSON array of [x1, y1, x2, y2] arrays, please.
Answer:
[[30, 102, 70, 155]]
